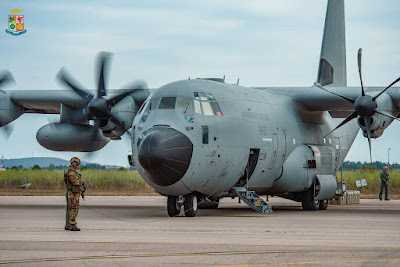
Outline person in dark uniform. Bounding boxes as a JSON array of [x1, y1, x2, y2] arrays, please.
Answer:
[[379, 166, 390, 201], [64, 157, 85, 231]]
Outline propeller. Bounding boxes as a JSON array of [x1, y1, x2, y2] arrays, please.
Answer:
[[0, 71, 15, 89], [0, 123, 14, 140], [57, 51, 147, 151], [315, 48, 400, 163], [0, 71, 16, 139]]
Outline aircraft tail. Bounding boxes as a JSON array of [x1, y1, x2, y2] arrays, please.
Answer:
[[317, 0, 347, 87]]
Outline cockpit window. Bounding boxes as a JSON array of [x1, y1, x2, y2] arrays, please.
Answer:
[[194, 100, 202, 114], [201, 101, 214, 116], [199, 92, 207, 101], [137, 101, 148, 115], [210, 102, 223, 116], [206, 93, 215, 101], [193, 92, 223, 117], [159, 97, 176, 109], [149, 98, 160, 112]]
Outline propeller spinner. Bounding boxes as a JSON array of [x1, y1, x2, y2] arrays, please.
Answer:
[[315, 48, 400, 163]]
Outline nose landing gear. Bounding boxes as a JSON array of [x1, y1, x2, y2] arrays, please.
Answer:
[[167, 193, 198, 217]]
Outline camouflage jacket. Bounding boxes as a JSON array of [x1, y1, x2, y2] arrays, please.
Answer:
[[66, 168, 85, 193], [380, 171, 389, 183]]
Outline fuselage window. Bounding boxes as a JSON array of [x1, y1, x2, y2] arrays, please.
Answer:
[[159, 97, 176, 109], [202, 126, 209, 144]]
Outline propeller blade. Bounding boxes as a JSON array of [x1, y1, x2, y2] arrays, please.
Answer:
[[109, 114, 131, 137], [57, 68, 94, 103], [372, 76, 400, 101], [323, 111, 357, 138], [0, 123, 14, 140], [96, 52, 112, 98], [106, 90, 135, 107], [314, 82, 355, 103], [374, 108, 400, 121], [363, 116, 373, 164], [0, 71, 15, 88], [357, 48, 365, 96]]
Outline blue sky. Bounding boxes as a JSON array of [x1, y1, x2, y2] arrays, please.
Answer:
[[0, 0, 399, 166]]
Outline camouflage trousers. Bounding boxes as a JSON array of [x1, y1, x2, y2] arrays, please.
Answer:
[[65, 190, 80, 228], [379, 182, 389, 200]]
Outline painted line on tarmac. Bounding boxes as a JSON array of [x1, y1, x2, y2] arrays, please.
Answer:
[[1, 249, 400, 265], [220, 258, 400, 266]]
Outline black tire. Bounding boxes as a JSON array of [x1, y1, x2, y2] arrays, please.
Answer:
[[302, 186, 320, 211], [184, 193, 198, 217], [319, 199, 329, 210], [167, 195, 181, 217]]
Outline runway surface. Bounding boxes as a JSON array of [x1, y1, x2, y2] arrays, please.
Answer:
[[0, 196, 399, 266]]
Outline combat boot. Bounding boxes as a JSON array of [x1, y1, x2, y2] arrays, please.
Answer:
[[70, 226, 81, 231], [64, 226, 71, 230]]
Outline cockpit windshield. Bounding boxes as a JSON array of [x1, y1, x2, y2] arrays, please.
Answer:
[[193, 92, 223, 116]]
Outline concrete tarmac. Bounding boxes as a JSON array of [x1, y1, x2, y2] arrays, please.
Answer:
[[0, 196, 399, 266]]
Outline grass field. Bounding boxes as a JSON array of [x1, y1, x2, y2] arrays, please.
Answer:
[[0, 169, 154, 196], [0, 169, 398, 198], [337, 169, 399, 199]]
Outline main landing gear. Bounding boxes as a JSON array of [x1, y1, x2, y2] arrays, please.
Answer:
[[167, 193, 198, 217], [301, 185, 329, 211]]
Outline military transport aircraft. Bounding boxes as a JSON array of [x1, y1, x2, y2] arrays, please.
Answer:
[[0, 0, 399, 217]]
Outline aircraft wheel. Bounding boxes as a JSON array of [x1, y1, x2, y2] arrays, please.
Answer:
[[184, 193, 198, 217], [319, 199, 329, 210], [302, 186, 320, 211], [167, 195, 181, 217]]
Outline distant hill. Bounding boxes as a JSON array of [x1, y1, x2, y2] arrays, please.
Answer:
[[2, 157, 70, 168], [1, 157, 123, 169]]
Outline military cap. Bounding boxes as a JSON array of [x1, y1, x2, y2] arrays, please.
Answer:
[[70, 157, 81, 165]]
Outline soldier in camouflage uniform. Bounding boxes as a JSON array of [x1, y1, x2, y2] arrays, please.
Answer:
[[379, 166, 390, 201], [64, 157, 86, 231]]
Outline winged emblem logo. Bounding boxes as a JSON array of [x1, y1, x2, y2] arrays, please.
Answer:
[[6, 9, 27, 36]]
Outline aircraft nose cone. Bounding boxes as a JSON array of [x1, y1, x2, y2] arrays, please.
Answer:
[[138, 127, 193, 186]]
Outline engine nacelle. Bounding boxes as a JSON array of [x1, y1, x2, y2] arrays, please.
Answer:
[[0, 90, 24, 126], [100, 119, 125, 140], [36, 123, 109, 152], [358, 93, 396, 138]]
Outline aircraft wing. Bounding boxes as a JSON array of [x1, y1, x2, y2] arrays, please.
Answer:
[[289, 86, 400, 113], [8, 89, 150, 114], [9, 90, 87, 114]]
